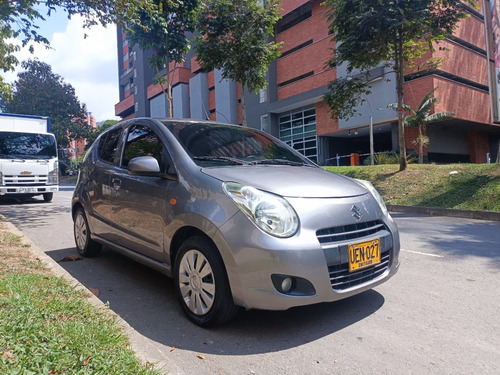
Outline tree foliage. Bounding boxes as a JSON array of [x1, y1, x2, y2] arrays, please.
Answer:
[[323, 0, 476, 171], [1, 59, 91, 147], [194, 0, 282, 126], [126, 0, 200, 117], [389, 87, 454, 164], [0, 0, 153, 102]]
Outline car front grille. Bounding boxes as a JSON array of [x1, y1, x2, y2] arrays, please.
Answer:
[[3, 175, 48, 186], [316, 220, 386, 245], [328, 250, 390, 291], [316, 220, 392, 291]]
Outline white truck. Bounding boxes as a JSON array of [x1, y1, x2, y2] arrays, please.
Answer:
[[0, 113, 59, 202]]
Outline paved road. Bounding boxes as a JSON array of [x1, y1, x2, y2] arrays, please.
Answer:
[[1, 187, 499, 374]]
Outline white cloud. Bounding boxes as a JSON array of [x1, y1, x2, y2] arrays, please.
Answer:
[[5, 15, 119, 122]]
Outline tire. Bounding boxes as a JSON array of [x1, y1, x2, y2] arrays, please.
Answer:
[[73, 207, 102, 257], [174, 236, 239, 327], [43, 193, 53, 202]]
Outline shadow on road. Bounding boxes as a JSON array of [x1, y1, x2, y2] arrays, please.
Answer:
[[0, 197, 71, 229], [46, 246, 385, 356]]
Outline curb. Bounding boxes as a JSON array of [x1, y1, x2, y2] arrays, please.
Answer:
[[0, 216, 176, 374], [387, 205, 500, 221]]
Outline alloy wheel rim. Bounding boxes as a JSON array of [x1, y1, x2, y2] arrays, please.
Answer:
[[178, 249, 215, 315]]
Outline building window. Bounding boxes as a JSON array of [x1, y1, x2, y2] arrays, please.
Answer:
[[260, 114, 270, 133], [259, 88, 267, 103], [279, 106, 317, 162]]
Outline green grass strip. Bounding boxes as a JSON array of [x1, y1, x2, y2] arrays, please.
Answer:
[[0, 273, 158, 374]]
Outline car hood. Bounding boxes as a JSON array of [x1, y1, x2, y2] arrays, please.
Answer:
[[200, 165, 368, 198]]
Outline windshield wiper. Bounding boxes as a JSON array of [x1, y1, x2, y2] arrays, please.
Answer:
[[250, 159, 309, 166], [193, 156, 249, 165]]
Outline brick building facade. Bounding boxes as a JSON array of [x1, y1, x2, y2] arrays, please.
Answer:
[[114, 0, 500, 164]]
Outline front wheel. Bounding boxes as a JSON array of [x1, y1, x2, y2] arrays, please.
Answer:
[[73, 207, 102, 257], [43, 193, 53, 202], [174, 236, 239, 327]]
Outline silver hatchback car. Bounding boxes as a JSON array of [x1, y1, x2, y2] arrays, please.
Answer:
[[72, 118, 400, 326]]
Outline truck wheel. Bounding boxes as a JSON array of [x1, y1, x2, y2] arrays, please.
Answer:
[[73, 208, 102, 257], [174, 236, 239, 327], [43, 193, 53, 202]]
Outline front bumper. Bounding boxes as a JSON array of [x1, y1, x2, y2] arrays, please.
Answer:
[[215, 193, 400, 310], [0, 185, 59, 196]]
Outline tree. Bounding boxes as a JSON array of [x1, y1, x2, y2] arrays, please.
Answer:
[[0, 0, 153, 103], [323, 0, 476, 171], [194, 0, 282, 126], [2, 59, 91, 147], [389, 88, 454, 164], [126, 0, 200, 117]]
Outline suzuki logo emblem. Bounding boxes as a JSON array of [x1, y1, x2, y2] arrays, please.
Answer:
[[351, 205, 363, 221]]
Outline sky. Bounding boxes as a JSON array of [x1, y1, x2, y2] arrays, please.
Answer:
[[5, 9, 119, 123]]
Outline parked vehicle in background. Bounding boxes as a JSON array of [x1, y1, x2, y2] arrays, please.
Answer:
[[72, 118, 400, 327], [0, 113, 59, 202]]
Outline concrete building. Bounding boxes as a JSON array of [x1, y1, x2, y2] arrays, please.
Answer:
[[114, 0, 500, 164]]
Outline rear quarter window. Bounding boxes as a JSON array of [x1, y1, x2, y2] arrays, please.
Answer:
[[98, 127, 123, 163]]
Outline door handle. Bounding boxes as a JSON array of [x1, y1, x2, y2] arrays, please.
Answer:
[[112, 178, 121, 191]]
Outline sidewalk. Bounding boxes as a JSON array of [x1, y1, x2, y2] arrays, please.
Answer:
[[388, 204, 500, 221]]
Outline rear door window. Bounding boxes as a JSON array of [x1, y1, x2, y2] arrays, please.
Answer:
[[98, 127, 123, 164]]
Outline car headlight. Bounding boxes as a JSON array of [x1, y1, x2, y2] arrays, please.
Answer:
[[223, 182, 299, 238], [48, 162, 59, 184], [356, 179, 388, 217]]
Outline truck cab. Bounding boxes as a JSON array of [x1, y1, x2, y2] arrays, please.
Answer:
[[0, 113, 59, 202]]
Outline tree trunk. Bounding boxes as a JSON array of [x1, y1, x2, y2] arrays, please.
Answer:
[[418, 124, 423, 164], [395, 33, 407, 171], [241, 85, 247, 127]]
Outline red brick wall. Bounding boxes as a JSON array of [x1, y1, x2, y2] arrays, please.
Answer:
[[146, 67, 192, 99], [454, 13, 486, 50], [432, 40, 488, 87], [276, 1, 335, 100], [191, 55, 202, 74], [115, 94, 134, 117], [404, 76, 491, 124], [315, 101, 338, 136], [208, 71, 215, 114], [280, 0, 309, 15]]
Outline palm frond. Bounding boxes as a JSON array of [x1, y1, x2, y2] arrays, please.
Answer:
[[425, 111, 454, 122]]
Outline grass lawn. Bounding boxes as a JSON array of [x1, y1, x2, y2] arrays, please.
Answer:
[[325, 163, 500, 212], [0, 221, 159, 375]]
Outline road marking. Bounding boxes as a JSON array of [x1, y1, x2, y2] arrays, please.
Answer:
[[401, 249, 444, 258]]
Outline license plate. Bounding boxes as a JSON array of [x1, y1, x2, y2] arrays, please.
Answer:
[[348, 239, 381, 272], [19, 188, 37, 193]]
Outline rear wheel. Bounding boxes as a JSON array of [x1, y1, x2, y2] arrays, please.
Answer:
[[174, 236, 239, 327], [43, 193, 53, 202], [73, 208, 102, 257]]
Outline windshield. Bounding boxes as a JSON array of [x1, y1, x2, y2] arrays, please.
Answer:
[[163, 121, 315, 167], [0, 131, 57, 159]]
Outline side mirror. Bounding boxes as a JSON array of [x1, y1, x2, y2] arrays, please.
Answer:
[[128, 156, 161, 175], [128, 156, 178, 181]]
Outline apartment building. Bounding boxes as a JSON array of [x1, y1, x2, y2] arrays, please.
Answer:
[[114, 0, 500, 164]]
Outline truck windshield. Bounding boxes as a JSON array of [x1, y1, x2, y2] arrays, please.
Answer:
[[0, 132, 57, 159]]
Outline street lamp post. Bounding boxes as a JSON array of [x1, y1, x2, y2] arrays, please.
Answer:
[[363, 94, 374, 165]]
